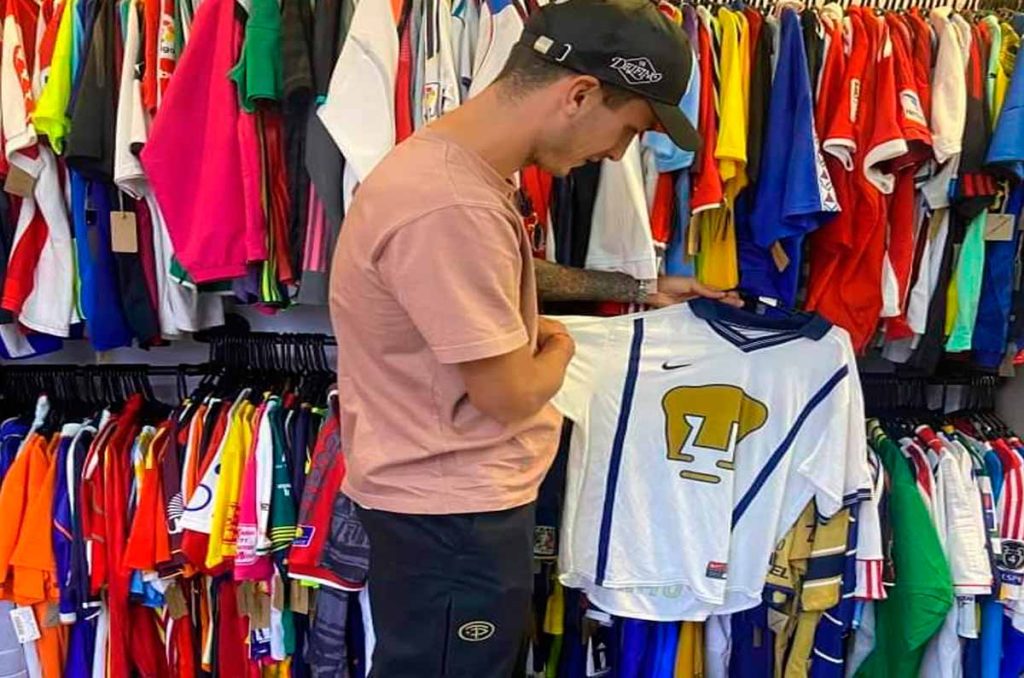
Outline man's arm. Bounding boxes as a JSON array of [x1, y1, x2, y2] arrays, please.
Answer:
[[534, 259, 642, 303], [458, 318, 575, 425], [534, 259, 740, 308]]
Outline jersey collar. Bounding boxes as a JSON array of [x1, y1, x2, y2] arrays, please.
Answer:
[[689, 299, 832, 352]]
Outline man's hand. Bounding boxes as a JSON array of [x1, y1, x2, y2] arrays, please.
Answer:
[[538, 317, 575, 357], [646, 277, 743, 309]]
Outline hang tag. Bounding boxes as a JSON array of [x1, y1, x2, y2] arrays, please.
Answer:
[[1000, 345, 1017, 378], [110, 211, 138, 253], [165, 582, 189, 620], [290, 581, 310, 616], [9, 606, 41, 644], [985, 213, 1015, 242], [771, 242, 790, 271], [585, 634, 610, 676], [41, 602, 60, 629], [236, 581, 255, 618], [4, 166, 36, 198], [253, 590, 272, 629], [271, 573, 285, 612], [956, 595, 978, 638]]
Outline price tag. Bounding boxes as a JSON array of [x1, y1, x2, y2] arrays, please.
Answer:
[[110, 211, 138, 253], [41, 602, 60, 629], [165, 582, 188, 620], [4, 166, 35, 198], [9, 606, 41, 644], [253, 590, 272, 629], [985, 213, 1015, 242], [771, 242, 790, 271], [290, 581, 310, 616], [271, 573, 285, 612]]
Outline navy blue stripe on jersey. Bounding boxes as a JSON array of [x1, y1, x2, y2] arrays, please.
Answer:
[[706, 319, 806, 352], [595, 317, 646, 586], [731, 365, 850, 527]]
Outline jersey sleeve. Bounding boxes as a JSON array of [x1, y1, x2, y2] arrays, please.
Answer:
[[795, 356, 866, 520], [376, 205, 529, 365], [550, 315, 613, 424]]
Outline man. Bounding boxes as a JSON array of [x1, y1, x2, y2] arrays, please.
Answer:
[[329, 1, 730, 675]]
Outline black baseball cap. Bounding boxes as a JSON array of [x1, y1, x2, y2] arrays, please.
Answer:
[[518, 0, 701, 151]]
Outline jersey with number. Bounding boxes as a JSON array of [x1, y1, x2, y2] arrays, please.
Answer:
[[552, 299, 870, 621]]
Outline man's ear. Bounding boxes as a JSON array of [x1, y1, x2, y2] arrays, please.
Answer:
[[562, 75, 603, 116]]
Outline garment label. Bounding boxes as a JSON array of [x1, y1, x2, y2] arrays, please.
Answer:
[[770, 242, 790, 271], [584, 609, 613, 626], [9, 606, 40, 644], [985, 213, 1015, 242], [3, 166, 35, 198], [706, 561, 728, 580], [110, 211, 138, 253]]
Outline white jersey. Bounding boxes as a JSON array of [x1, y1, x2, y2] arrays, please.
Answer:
[[552, 300, 871, 621]]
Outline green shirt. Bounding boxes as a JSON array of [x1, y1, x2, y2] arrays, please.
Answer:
[[855, 422, 953, 678]]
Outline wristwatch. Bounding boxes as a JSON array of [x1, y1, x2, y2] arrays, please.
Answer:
[[634, 278, 654, 305]]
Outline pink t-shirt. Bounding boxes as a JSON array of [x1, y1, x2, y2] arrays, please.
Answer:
[[329, 129, 561, 515]]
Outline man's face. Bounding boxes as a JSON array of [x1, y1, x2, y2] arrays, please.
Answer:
[[534, 83, 658, 176]]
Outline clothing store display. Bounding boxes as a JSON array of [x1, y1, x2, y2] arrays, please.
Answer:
[[0, 337, 372, 678]]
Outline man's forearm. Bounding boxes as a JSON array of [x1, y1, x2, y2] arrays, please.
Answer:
[[534, 259, 642, 303]]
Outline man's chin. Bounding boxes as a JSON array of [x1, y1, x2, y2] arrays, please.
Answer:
[[538, 163, 574, 178]]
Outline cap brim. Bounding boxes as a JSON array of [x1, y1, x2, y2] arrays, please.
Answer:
[[650, 100, 701, 152]]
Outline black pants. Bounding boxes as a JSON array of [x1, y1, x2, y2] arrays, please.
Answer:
[[357, 503, 535, 678]]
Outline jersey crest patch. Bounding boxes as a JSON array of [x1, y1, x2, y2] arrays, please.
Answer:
[[662, 385, 768, 484]]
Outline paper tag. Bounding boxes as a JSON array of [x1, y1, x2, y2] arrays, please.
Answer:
[[271, 573, 285, 612], [956, 595, 978, 638], [771, 242, 790, 271], [236, 581, 255, 618], [585, 633, 611, 676], [165, 582, 188, 620], [253, 590, 272, 629], [41, 602, 60, 629], [9, 606, 41, 644], [985, 213, 1015, 242], [110, 211, 139, 253], [4, 166, 36, 198], [290, 580, 310, 616], [1000, 345, 1017, 378]]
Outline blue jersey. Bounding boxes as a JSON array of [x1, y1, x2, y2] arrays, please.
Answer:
[[742, 8, 839, 305]]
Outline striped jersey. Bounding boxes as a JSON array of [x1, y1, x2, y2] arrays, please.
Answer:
[[552, 299, 871, 621]]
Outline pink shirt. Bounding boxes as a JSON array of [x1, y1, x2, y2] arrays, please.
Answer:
[[329, 129, 561, 514]]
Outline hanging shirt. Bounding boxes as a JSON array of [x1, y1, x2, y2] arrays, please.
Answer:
[[743, 7, 839, 306], [552, 300, 870, 621], [317, 0, 400, 187], [584, 139, 658, 282]]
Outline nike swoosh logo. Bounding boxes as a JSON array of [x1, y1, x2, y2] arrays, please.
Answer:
[[662, 361, 692, 371]]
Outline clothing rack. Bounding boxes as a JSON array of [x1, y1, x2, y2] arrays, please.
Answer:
[[861, 372, 1000, 416]]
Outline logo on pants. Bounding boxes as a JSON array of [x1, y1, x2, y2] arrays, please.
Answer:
[[457, 621, 496, 642]]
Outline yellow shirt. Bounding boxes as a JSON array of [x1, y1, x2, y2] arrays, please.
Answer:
[[205, 400, 256, 568], [32, 0, 75, 152]]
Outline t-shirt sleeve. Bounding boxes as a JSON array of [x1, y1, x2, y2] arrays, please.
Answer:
[[376, 205, 530, 365], [550, 315, 612, 424]]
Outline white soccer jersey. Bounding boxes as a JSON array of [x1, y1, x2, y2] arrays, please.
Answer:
[[552, 300, 870, 621]]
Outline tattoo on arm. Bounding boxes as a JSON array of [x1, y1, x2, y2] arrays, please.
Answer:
[[534, 259, 640, 303]]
